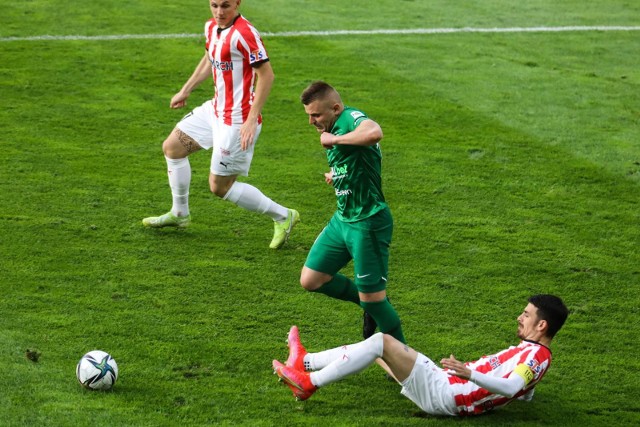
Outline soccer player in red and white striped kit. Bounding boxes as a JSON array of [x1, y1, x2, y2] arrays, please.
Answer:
[[273, 294, 569, 416], [143, 0, 299, 249]]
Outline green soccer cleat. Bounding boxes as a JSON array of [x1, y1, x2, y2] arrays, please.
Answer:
[[142, 212, 191, 228], [269, 209, 300, 249]]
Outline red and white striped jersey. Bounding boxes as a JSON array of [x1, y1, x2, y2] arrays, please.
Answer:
[[204, 16, 269, 125], [448, 340, 552, 415]]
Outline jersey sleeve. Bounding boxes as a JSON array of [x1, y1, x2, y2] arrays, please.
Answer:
[[469, 370, 526, 398], [351, 110, 368, 127], [235, 18, 269, 66], [343, 108, 369, 132], [520, 345, 551, 382]]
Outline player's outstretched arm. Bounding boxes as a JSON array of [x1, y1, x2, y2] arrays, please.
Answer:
[[442, 355, 527, 398], [170, 54, 213, 109]]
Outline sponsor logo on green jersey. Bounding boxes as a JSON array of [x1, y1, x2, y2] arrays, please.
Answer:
[[332, 164, 348, 178]]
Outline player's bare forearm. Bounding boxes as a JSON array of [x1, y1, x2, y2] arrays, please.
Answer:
[[240, 61, 274, 149], [171, 54, 212, 109], [321, 119, 383, 148], [247, 62, 274, 123]]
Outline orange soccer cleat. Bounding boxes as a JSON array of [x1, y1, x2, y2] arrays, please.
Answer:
[[273, 359, 317, 401], [285, 325, 307, 372]]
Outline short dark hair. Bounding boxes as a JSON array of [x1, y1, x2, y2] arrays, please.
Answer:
[[528, 294, 569, 339], [300, 81, 338, 105]]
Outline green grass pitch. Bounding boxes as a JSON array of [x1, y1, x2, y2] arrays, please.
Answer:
[[1, 0, 639, 425]]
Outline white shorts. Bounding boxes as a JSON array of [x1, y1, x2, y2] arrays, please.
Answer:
[[400, 353, 458, 416], [176, 100, 260, 177]]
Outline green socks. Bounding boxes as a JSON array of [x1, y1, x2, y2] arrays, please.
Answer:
[[313, 276, 406, 344], [313, 274, 360, 304], [360, 299, 406, 344]]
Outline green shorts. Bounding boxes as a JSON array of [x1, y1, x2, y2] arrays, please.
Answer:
[[304, 207, 393, 294]]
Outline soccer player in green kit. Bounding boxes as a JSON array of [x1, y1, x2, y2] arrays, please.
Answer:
[[298, 81, 405, 344]]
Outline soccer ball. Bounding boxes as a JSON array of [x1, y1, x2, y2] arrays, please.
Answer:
[[76, 350, 118, 390]]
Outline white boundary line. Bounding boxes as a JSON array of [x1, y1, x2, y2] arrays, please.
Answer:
[[1, 26, 640, 42]]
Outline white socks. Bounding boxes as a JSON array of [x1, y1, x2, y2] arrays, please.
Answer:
[[304, 343, 366, 371], [307, 333, 384, 388], [223, 181, 288, 221], [166, 157, 190, 217], [165, 158, 288, 222]]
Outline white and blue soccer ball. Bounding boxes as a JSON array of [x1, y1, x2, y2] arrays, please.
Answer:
[[76, 350, 118, 390]]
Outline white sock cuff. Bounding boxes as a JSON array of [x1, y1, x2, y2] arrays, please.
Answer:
[[165, 156, 189, 169], [223, 181, 243, 203], [369, 332, 384, 358]]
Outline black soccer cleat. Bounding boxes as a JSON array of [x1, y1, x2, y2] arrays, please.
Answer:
[[362, 311, 378, 339]]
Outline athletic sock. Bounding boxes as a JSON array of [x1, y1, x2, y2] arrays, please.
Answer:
[[166, 156, 190, 217], [304, 340, 367, 371], [360, 299, 406, 344], [223, 181, 288, 221], [312, 274, 360, 304], [309, 333, 384, 387]]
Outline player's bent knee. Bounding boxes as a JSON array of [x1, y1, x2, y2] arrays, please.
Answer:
[[209, 183, 227, 198], [299, 268, 326, 292], [163, 139, 185, 158], [382, 333, 397, 347], [163, 128, 200, 158], [299, 276, 317, 291], [359, 289, 387, 303], [209, 177, 234, 198]]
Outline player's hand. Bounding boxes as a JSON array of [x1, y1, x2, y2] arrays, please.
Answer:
[[170, 91, 189, 109], [440, 355, 472, 379], [324, 171, 334, 185], [320, 132, 337, 149], [240, 120, 258, 151]]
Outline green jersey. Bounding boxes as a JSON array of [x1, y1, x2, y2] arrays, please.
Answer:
[[327, 106, 388, 222]]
